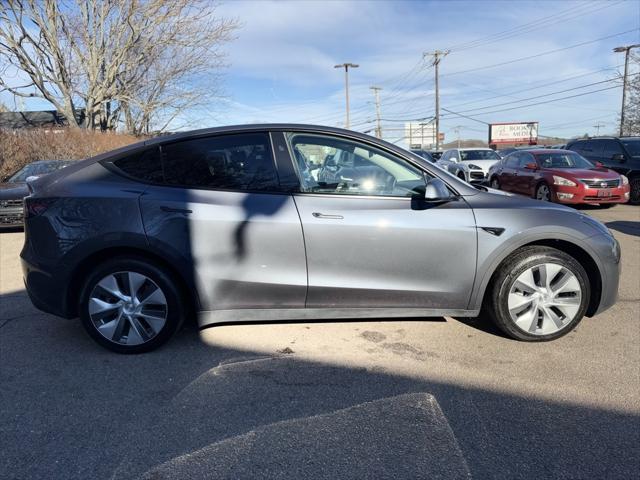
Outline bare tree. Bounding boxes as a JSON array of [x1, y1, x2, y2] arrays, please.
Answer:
[[621, 53, 640, 136], [0, 1, 238, 132]]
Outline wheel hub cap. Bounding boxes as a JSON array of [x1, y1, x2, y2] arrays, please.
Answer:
[[508, 263, 582, 335], [88, 272, 168, 346]]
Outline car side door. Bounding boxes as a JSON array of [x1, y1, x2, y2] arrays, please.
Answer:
[[514, 152, 538, 195], [135, 132, 307, 312], [284, 131, 478, 310], [600, 139, 628, 174], [499, 153, 520, 192]]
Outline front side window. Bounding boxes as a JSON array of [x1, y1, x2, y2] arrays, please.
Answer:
[[600, 139, 624, 159], [161, 133, 278, 191], [287, 133, 427, 197]]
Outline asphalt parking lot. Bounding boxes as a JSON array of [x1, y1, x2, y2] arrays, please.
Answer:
[[1, 204, 639, 479]]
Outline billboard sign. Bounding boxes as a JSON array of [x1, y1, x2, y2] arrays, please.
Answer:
[[489, 122, 538, 145], [405, 122, 435, 149]]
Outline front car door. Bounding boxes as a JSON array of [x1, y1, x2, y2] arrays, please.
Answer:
[[600, 139, 627, 174], [137, 132, 307, 313], [285, 132, 477, 310]]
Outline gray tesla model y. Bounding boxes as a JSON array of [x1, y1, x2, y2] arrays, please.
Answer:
[[20, 125, 621, 353]]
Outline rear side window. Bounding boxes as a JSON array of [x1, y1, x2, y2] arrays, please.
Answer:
[[160, 133, 278, 191], [113, 147, 163, 183], [505, 153, 520, 167]]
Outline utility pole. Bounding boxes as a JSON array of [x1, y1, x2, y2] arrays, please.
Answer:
[[613, 44, 640, 136], [370, 86, 383, 138], [593, 122, 605, 136], [452, 125, 463, 148], [334, 63, 359, 129], [424, 50, 449, 150]]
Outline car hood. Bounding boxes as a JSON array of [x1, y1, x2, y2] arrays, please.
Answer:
[[544, 167, 619, 179], [0, 182, 28, 200]]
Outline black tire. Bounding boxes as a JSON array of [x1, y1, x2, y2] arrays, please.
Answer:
[[79, 256, 185, 353], [629, 176, 640, 205], [490, 176, 500, 189], [484, 246, 590, 342], [457, 171, 466, 181], [535, 182, 552, 202]]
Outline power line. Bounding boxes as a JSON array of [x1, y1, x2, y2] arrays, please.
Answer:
[[442, 29, 639, 77]]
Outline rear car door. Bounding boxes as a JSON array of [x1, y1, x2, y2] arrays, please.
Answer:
[[134, 132, 307, 312], [513, 152, 537, 194], [285, 132, 477, 309]]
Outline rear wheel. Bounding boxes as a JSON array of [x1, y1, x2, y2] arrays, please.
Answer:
[[485, 246, 590, 341], [79, 257, 184, 353], [535, 182, 552, 202]]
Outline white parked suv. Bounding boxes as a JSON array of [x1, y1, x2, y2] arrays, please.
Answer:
[[437, 148, 502, 182]]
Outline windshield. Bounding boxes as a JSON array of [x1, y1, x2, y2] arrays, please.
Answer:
[[621, 138, 640, 157], [7, 161, 72, 183], [535, 152, 594, 169], [460, 150, 500, 161]]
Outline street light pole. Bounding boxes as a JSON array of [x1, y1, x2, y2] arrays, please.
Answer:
[[334, 63, 359, 129], [613, 44, 640, 136], [370, 86, 382, 138]]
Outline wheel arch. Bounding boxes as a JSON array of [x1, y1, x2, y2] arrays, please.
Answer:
[[474, 238, 602, 318], [67, 246, 201, 319]]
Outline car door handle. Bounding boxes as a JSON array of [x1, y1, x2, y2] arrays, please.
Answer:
[[312, 212, 344, 219], [160, 206, 192, 214]]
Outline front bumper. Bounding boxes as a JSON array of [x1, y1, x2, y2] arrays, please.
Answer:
[[553, 184, 630, 204], [587, 233, 621, 316], [0, 205, 24, 226]]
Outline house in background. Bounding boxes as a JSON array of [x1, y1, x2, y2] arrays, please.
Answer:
[[0, 110, 85, 130]]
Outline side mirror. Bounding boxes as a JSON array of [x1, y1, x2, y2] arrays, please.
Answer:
[[524, 162, 538, 170], [612, 153, 625, 163], [424, 178, 453, 202]]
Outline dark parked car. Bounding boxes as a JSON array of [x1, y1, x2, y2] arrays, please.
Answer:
[[488, 149, 629, 206], [0, 160, 75, 227], [21, 125, 620, 353], [566, 137, 640, 204]]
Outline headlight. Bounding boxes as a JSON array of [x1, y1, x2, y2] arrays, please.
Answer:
[[468, 164, 481, 170], [621, 175, 629, 186], [553, 175, 576, 187]]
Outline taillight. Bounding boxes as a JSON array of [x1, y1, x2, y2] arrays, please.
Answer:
[[24, 198, 56, 219]]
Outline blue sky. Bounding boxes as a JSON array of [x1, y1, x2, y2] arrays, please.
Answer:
[[209, 0, 639, 142], [3, 0, 639, 143]]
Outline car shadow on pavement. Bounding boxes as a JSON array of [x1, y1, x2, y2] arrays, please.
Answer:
[[1, 289, 638, 480], [606, 221, 640, 237]]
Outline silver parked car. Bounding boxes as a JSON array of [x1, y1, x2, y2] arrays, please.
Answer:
[[21, 125, 620, 353], [437, 148, 502, 183]]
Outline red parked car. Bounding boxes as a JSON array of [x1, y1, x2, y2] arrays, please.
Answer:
[[488, 149, 630, 206]]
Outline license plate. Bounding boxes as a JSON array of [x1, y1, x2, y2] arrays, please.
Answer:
[[597, 190, 612, 197]]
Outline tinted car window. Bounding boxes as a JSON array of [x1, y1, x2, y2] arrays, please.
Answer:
[[114, 147, 163, 183], [600, 139, 624, 159], [620, 138, 640, 157], [161, 133, 279, 191], [505, 153, 520, 168], [288, 133, 427, 197]]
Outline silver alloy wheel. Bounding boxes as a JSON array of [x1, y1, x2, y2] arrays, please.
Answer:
[[536, 184, 551, 201], [508, 262, 582, 335], [491, 178, 499, 189], [88, 271, 168, 345]]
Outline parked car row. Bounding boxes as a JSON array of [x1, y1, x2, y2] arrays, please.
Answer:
[[0, 160, 75, 227]]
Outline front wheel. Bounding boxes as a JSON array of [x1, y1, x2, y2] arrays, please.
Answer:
[[485, 246, 590, 341], [535, 182, 552, 202], [490, 176, 500, 189], [79, 257, 185, 353]]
